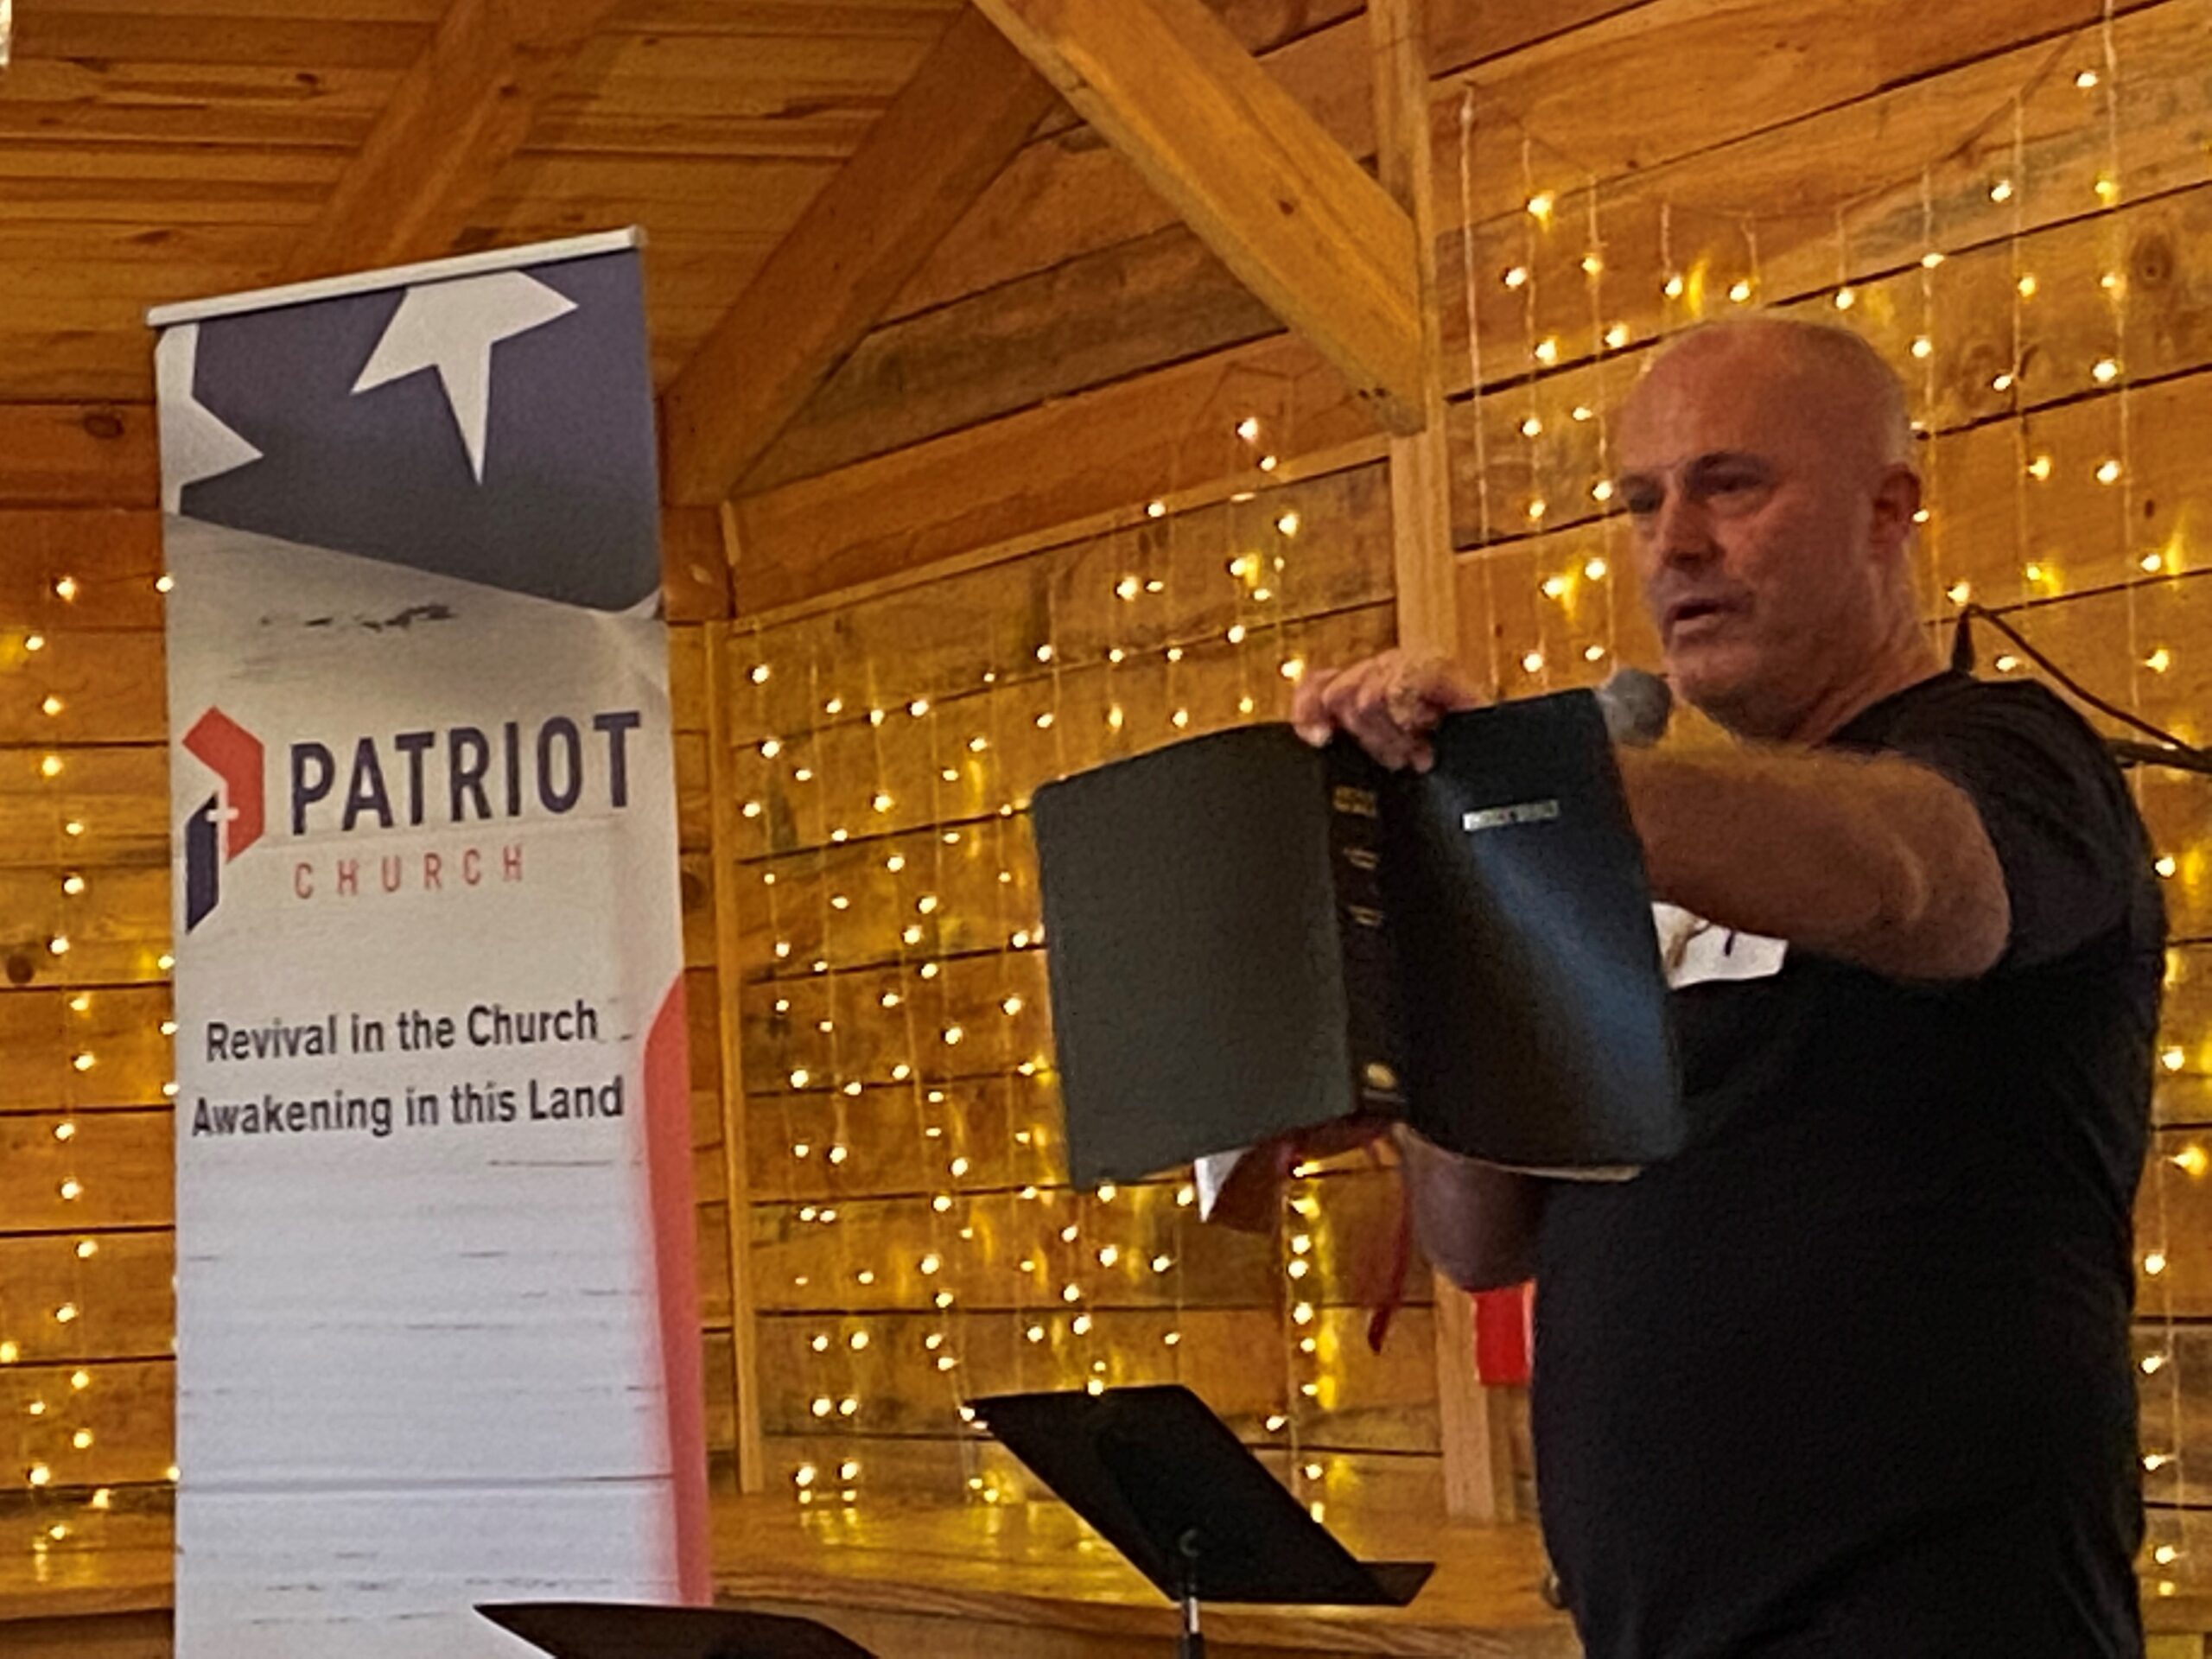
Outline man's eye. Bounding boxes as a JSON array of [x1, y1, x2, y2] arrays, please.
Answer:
[[1623, 490, 1662, 516]]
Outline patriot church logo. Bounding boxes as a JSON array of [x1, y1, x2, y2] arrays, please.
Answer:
[[181, 709, 265, 932]]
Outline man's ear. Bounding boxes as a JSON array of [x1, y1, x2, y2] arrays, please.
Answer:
[[1870, 463, 1923, 563]]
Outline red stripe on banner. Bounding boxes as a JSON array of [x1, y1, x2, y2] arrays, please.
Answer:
[[644, 978, 712, 1603], [1473, 1284, 1533, 1386]]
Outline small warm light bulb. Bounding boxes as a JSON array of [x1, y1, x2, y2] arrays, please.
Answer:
[[749, 664, 771, 685], [1526, 192, 1555, 221], [28, 1464, 51, 1488], [1834, 287, 1856, 310], [1146, 499, 1167, 519], [2077, 68, 2101, 88], [2145, 1249, 2170, 1274], [1522, 651, 1545, 674], [1236, 416, 1261, 442], [2094, 175, 2119, 203], [1947, 582, 1972, 605], [1910, 337, 1933, 360], [2095, 459, 2123, 485], [2145, 1352, 2170, 1375], [2156, 856, 2177, 880], [1592, 479, 1616, 503], [1991, 372, 2014, 392], [2093, 359, 2120, 384], [1521, 415, 1543, 438], [2017, 275, 2038, 299], [2146, 648, 2173, 674], [41, 754, 62, 779], [1585, 645, 1608, 664], [41, 695, 64, 717], [1727, 279, 1753, 304], [1541, 575, 1569, 599], [54, 577, 78, 602], [1534, 337, 1560, 365], [1281, 657, 1306, 682], [2027, 454, 2052, 480], [54, 1303, 78, 1324], [2171, 1144, 2208, 1178], [1585, 557, 1608, 581], [1528, 498, 1548, 521], [24, 633, 43, 652], [1663, 274, 1685, 299], [64, 821, 81, 836], [1989, 179, 2014, 203], [2144, 552, 2167, 574], [2024, 563, 2047, 585], [1605, 322, 1630, 349], [1503, 266, 1529, 289], [57, 1179, 82, 1202], [75, 1240, 96, 1260], [54, 1121, 75, 1141], [48, 936, 69, 957]]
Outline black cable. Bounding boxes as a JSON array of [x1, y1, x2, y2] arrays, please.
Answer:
[[1957, 603, 2212, 771]]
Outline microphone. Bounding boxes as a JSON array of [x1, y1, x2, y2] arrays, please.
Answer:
[[1593, 667, 1672, 748]]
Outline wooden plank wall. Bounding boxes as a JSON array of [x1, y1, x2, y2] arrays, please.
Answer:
[[715, 0, 2212, 1599], [0, 407, 742, 1560]]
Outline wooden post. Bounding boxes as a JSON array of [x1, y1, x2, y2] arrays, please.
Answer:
[[702, 610, 766, 1491], [1369, 0, 1516, 1523]]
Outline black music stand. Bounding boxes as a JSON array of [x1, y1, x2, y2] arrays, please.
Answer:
[[971, 1385, 1433, 1657], [477, 1602, 875, 1658]]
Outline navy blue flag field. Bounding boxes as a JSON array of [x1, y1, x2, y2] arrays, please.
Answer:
[[161, 250, 660, 613]]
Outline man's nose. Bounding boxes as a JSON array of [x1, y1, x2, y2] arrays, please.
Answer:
[[1651, 493, 1718, 566]]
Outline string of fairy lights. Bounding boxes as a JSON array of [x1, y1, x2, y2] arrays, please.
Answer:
[[2, 569, 180, 1560], [727, 392, 1399, 1521]]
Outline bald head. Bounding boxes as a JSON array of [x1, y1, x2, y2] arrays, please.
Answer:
[[1629, 318, 1915, 474], [1614, 317, 1930, 741]]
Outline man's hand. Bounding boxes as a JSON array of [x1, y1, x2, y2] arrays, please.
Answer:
[[1289, 650, 1484, 773]]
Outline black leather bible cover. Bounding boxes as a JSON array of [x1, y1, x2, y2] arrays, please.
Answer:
[[1032, 690, 1681, 1184]]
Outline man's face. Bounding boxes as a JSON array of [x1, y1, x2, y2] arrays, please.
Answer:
[[1616, 340, 1897, 738]]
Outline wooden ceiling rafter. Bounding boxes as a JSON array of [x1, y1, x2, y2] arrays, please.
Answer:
[[658, 5, 1056, 508], [970, 0, 1427, 439], [278, 0, 632, 283]]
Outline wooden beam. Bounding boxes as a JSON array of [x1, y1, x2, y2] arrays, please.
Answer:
[[1368, 0, 1456, 660], [280, 0, 626, 283], [660, 8, 1056, 507], [972, 0, 1425, 435], [704, 617, 767, 1491], [1370, 0, 1510, 1523]]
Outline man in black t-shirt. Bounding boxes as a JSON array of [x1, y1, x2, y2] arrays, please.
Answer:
[[1292, 319, 2163, 1656]]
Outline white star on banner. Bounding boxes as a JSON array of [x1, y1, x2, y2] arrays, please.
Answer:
[[155, 323, 264, 515], [351, 271, 577, 482]]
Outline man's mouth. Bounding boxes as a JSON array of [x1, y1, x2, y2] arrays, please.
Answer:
[[1664, 597, 1738, 637]]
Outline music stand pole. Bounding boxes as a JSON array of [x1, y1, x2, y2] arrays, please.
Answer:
[[1177, 1529, 1206, 1659]]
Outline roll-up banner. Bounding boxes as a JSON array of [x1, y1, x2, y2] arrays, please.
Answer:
[[149, 229, 709, 1658]]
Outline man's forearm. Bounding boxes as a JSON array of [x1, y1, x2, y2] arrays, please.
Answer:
[[1617, 747, 2008, 980], [1395, 1127, 1544, 1291]]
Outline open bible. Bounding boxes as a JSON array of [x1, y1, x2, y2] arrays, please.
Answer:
[[1033, 689, 1682, 1191]]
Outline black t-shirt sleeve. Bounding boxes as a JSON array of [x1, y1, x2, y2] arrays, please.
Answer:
[[1866, 682, 2145, 970]]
